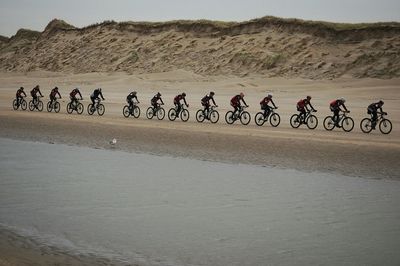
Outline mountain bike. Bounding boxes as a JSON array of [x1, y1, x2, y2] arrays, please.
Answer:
[[12, 96, 27, 111], [123, 102, 140, 118], [146, 104, 165, 120], [360, 112, 392, 134], [195, 105, 219, 123], [290, 109, 318, 129], [67, 99, 84, 114], [323, 110, 354, 132], [168, 104, 190, 122], [225, 105, 251, 125], [254, 107, 280, 127], [88, 99, 105, 116], [28, 96, 43, 111], [46, 99, 61, 113]]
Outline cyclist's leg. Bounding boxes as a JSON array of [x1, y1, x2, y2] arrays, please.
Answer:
[[265, 106, 271, 118], [301, 109, 306, 122], [333, 109, 339, 124], [371, 111, 378, 129], [176, 103, 181, 114]]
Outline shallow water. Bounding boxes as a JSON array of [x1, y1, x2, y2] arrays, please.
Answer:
[[0, 138, 400, 266]]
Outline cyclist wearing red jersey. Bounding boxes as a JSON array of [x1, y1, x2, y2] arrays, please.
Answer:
[[15, 87, 26, 106], [70, 88, 83, 106], [174, 92, 189, 115], [260, 93, 277, 118], [49, 87, 62, 104], [201, 91, 217, 116], [231, 92, 248, 115], [30, 85, 43, 105], [330, 97, 348, 126], [297, 96, 316, 122]]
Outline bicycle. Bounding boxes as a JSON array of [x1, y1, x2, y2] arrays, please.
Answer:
[[195, 105, 219, 123], [225, 105, 251, 125], [360, 112, 392, 134], [168, 104, 190, 122], [46, 99, 61, 113], [146, 104, 165, 120], [323, 110, 354, 132], [88, 99, 105, 116], [28, 96, 43, 111], [290, 109, 318, 129], [12, 96, 27, 111], [123, 102, 140, 118], [254, 107, 280, 127], [67, 99, 84, 114]]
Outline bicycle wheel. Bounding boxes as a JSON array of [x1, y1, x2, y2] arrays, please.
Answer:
[[323, 116, 335, 131], [123, 105, 130, 117], [270, 113, 281, 127], [341, 117, 354, 132], [157, 107, 165, 120], [87, 104, 94, 115], [379, 119, 392, 134], [97, 104, 105, 116], [306, 115, 318, 130], [225, 111, 235, 124], [168, 108, 177, 121], [77, 103, 84, 114], [290, 114, 301, 128], [240, 111, 251, 125], [37, 101, 43, 111], [196, 109, 205, 123], [47, 101, 53, 112], [28, 100, 34, 111], [54, 102, 60, 113], [360, 118, 373, 133], [209, 110, 219, 124], [181, 109, 190, 122], [254, 112, 265, 126], [21, 99, 27, 110], [12, 99, 18, 110], [66, 103, 73, 114], [133, 106, 140, 118], [146, 107, 154, 119]]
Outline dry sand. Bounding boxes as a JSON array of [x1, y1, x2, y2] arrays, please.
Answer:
[[0, 71, 400, 265]]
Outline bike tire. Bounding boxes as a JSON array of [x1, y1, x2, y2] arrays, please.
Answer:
[[97, 104, 105, 116], [88, 104, 94, 115], [181, 109, 190, 122], [47, 101, 52, 112], [29, 100, 34, 111], [146, 107, 154, 119], [133, 106, 140, 118], [54, 102, 60, 113], [341, 117, 354, 132], [254, 112, 265, 126], [157, 107, 165, 120], [306, 114, 318, 130], [225, 111, 235, 124], [360, 118, 373, 133], [21, 99, 27, 110], [240, 111, 251, 125], [379, 119, 392, 134], [12, 99, 18, 110], [37, 101, 43, 112], [323, 116, 335, 131], [270, 113, 281, 127], [196, 110, 205, 123], [290, 114, 301, 128], [77, 103, 84, 114], [66, 103, 73, 114], [123, 105, 130, 118], [209, 110, 219, 124], [168, 108, 177, 121]]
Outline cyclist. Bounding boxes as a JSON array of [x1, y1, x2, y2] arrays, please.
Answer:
[[30, 85, 43, 105], [126, 91, 139, 110], [260, 93, 277, 118], [297, 96, 316, 122], [49, 86, 62, 104], [151, 92, 164, 110], [70, 88, 83, 107], [231, 92, 248, 116], [330, 97, 349, 126], [15, 87, 26, 106], [368, 100, 386, 129], [201, 91, 217, 117], [90, 88, 105, 106], [174, 92, 189, 115]]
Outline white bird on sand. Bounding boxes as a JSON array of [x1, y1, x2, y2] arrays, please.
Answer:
[[109, 138, 117, 145]]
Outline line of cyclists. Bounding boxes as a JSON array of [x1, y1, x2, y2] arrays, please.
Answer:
[[13, 85, 392, 134]]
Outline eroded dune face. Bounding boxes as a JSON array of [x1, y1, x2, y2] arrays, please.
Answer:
[[0, 17, 399, 79]]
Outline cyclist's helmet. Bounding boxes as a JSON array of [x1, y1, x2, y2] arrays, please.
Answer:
[[182, 92, 186, 97], [240, 92, 244, 97], [20, 87, 24, 90], [267, 93, 273, 98], [210, 91, 215, 96], [306, 95, 311, 100], [157, 92, 161, 96], [378, 100, 384, 105], [99, 88, 102, 92], [339, 97, 345, 103], [55, 87, 58, 91], [132, 91, 137, 95]]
